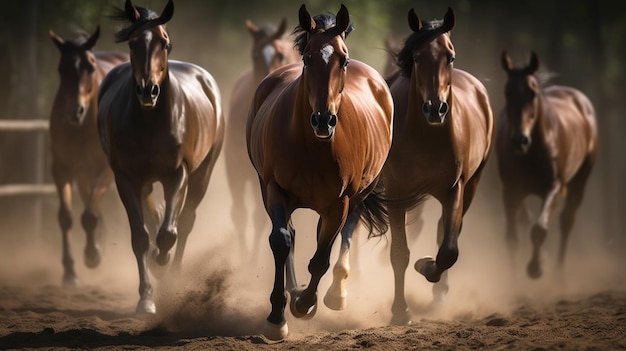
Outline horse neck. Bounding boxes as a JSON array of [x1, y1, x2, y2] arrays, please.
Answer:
[[532, 92, 558, 145]]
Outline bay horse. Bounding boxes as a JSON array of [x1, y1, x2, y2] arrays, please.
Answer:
[[246, 4, 393, 340], [383, 8, 494, 325], [98, 0, 224, 314], [498, 51, 598, 279], [49, 26, 129, 287], [225, 17, 300, 260]]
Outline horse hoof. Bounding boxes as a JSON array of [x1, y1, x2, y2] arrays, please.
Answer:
[[323, 291, 347, 311], [526, 261, 542, 279], [415, 257, 441, 283], [289, 287, 317, 320], [84, 246, 102, 268], [136, 299, 156, 314], [62, 274, 80, 288], [263, 320, 288, 341], [390, 309, 412, 325]]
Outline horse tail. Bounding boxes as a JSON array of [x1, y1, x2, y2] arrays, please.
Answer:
[[358, 181, 389, 239]]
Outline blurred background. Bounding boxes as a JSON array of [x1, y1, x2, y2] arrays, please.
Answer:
[[0, 0, 624, 309]]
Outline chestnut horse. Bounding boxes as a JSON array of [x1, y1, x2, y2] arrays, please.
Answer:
[[98, 0, 224, 313], [498, 51, 598, 279], [49, 26, 128, 287], [383, 8, 494, 324], [226, 18, 300, 259], [247, 4, 393, 340]]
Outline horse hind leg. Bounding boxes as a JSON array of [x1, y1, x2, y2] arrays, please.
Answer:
[[527, 183, 563, 279], [324, 206, 361, 311], [558, 160, 593, 274]]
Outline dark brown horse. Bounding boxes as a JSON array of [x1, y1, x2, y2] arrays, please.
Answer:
[[225, 18, 300, 259], [383, 8, 494, 324], [49, 26, 128, 287], [98, 0, 224, 314], [246, 4, 393, 340], [498, 51, 598, 279]]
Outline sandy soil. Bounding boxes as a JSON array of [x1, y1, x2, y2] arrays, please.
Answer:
[[1, 158, 625, 350]]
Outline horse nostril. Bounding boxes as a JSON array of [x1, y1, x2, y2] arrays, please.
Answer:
[[310, 112, 320, 128], [438, 101, 449, 117], [150, 84, 160, 98], [422, 101, 432, 116], [328, 114, 337, 127], [520, 135, 530, 146], [135, 84, 143, 96]]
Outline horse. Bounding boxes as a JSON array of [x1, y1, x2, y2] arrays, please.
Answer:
[[382, 8, 494, 325], [246, 4, 393, 340], [48, 26, 129, 287], [498, 51, 598, 279], [97, 0, 224, 314], [225, 17, 300, 260]]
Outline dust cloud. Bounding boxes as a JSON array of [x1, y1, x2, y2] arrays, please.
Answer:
[[0, 2, 624, 338]]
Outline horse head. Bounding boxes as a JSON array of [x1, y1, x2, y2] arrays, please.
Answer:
[[399, 8, 455, 125], [246, 18, 299, 77], [501, 51, 541, 154], [114, 0, 174, 108], [50, 26, 100, 125], [295, 4, 354, 141]]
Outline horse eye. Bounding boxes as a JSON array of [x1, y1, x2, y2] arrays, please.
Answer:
[[449, 55, 455, 64], [303, 55, 310, 67], [164, 43, 172, 52]]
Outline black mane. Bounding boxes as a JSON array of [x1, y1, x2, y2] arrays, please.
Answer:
[[292, 13, 355, 55], [397, 18, 448, 77], [109, 5, 160, 43]]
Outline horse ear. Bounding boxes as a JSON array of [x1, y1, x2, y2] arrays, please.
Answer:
[[528, 51, 540, 74], [501, 51, 513, 73], [49, 29, 65, 50], [158, 0, 174, 24], [335, 4, 351, 34], [81, 26, 100, 51], [274, 17, 288, 38], [125, 0, 141, 21], [408, 8, 422, 32], [442, 7, 455, 32], [298, 4, 315, 32], [245, 19, 258, 36]]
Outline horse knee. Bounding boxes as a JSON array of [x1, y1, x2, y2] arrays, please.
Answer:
[[58, 208, 72, 231], [269, 227, 291, 262], [308, 252, 330, 278], [131, 230, 150, 256], [436, 245, 458, 271], [81, 211, 98, 233]]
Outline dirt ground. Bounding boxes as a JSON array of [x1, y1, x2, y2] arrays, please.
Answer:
[[1, 159, 625, 350]]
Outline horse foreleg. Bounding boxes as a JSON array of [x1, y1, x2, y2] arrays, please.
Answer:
[[324, 205, 361, 311], [115, 173, 154, 313], [155, 165, 189, 266], [415, 182, 463, 284], [54, 171, 76, 287], [77, 170, 112, 269], [290, 197, 348, 320], [528, 181, 562, 279], [389, 207, 411, 325], [503, 187, 524, 275], [263, 181, 292, 341]]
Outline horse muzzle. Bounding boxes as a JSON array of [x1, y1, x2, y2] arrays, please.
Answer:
[[422, 100, 449, 125], [310, 111, 337, 141], [511, 133, 531, 155], [135, 82, 160, 108]]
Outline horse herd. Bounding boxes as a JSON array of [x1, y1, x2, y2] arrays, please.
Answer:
[[47, 0, 598, 341]]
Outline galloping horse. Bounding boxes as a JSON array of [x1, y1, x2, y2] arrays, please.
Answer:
[[49, 26, 128, 287], [498, 51, 598, 279], [246, 4, 393, 340], [226, 18, 300, 259], [383, 8, 494, 325], [98, 0, 224, 313]]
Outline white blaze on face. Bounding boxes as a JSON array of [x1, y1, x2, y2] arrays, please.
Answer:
[[320, 44, 334, 64]]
